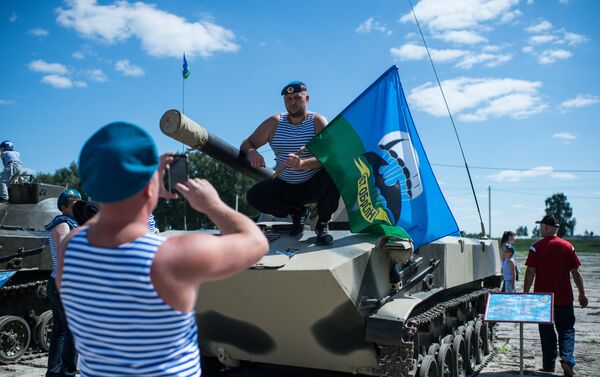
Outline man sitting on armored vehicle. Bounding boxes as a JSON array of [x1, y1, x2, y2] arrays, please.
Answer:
[[241, 81, 340, 245], [0, 140, 22, 203], [56, 122, 269, 376]]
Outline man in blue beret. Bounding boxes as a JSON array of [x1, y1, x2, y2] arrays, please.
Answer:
[[56, 122, 268, 376], [45, 188, 81, 377], [240, 81, 340, 245]]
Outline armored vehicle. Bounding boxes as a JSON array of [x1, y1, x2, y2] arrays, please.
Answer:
[[0, 182, 63, 363], [160, 109, 502, 377]]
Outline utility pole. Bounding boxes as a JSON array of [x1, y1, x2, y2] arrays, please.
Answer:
[[488, 186, 491, 238]]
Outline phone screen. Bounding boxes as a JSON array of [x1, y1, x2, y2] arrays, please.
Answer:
[[168, 154, 188, 193]]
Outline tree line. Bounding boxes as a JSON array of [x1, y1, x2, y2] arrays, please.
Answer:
[[35, 152, 258, 231], [35, 158, 581, 237]]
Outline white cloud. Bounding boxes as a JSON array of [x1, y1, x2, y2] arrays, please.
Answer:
[[433, 30, 487, 45], [0, 99, 16, 106], [552, 132, 576, 141], [522, 46, 534, 53], [56, 0, 239, 59], [455, 52, 512, 69], [487, 166, 552, 182], [85, 68, 108, 82], [487, 167, 577, 182], [551, 172, 576, 180], [400, 0, 519, 32], [408, 77, 546, 122], [527, 0, 534, 4], [115, 59, 145, 77], [9, 12, 17, 22], [356, 17, 391, 35], [563, 31, 588, 46], [538, 49, 572, 64], [72, 51, 85, 60], [28, 60, 69, 75], [529, 34, 557, 44], [526, 20, 552, 33], [41, 75, 86, 89], [559, 94, 600, 110], [28, 28, 49, 37], [391, 43, 511, 69], [390, 43, 467, 62], [559, 0, 569, 4]]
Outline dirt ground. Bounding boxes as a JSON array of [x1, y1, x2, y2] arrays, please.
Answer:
[[2, 254, 599, 377], [478, 253, 600, 377]]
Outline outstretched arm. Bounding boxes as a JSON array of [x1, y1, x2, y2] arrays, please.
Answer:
[[152, 178, 269, 312], [571, 268, 588, 308]]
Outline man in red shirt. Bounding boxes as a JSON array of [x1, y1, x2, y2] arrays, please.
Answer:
[[524, 214, 588, 376]]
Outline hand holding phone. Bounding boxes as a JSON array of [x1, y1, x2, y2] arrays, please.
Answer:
[[168, 154, 188, 194]]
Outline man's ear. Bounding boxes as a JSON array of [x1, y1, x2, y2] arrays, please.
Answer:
[[305, 94, 310, 103]]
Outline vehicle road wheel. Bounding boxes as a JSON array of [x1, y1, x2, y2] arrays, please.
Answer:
[[474, 319, 485, 364], [428, 343, 440, 357], [0, 316, 31, 364], [464, 324, 477, 374], [452, 334, 466, 377], [438, 342, 454, 377], [419, 354, 439, 377], [34, 311, 53, 352]]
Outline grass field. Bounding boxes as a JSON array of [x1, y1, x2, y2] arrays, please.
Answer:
[[511, 238, 600, 255]]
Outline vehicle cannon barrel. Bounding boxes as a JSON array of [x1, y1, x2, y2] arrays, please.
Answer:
[[159, 109, 273, 181]]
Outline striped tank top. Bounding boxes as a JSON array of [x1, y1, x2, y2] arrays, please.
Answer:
[[45, 215, 78, 278], [272, 112, 320, 184], [61, 229, 201, 376]]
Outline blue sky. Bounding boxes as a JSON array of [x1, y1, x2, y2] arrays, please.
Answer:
[[1, 0, 599, 237]]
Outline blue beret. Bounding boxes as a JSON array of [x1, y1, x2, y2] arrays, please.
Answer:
[[78, 122, 159, 203], [281, 81, 307, 96], [57, 188, 81, 210]]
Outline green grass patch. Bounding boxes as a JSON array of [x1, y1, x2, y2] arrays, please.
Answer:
[[510, 238, 600, 255], [497, 346, 510, 354]]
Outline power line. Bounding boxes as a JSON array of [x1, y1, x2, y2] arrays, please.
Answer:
[[432, 163, 600, 173], [493, 188, 600, 200]]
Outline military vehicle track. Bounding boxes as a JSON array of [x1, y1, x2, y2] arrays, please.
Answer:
[[378, 288, 493, 377]]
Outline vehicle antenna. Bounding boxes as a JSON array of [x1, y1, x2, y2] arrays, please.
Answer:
[[407, 0, 487, 237]]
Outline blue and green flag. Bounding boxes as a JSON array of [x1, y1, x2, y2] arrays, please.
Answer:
[[307, 66, 458, 248], [182, 53, 190, 79]]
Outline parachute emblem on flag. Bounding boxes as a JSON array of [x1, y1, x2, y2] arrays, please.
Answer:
[[361, 131, 423, 224]]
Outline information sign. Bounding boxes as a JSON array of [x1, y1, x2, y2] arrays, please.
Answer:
[[484, 292, 554, 324]]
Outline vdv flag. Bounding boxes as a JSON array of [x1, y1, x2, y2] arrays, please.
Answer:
[[182, 53, 190, 79], [307, 66, 458, 249]]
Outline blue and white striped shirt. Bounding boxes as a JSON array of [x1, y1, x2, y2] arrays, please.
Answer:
[[61, 229, 201, 376], [45, 215, 78, 278], [272, 112, 320, 184]]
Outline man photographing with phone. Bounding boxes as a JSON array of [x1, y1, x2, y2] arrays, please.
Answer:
[[56, 122, 269, 376]]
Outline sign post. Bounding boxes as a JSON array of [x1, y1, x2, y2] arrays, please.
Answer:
[[484, 292, 554, 376]]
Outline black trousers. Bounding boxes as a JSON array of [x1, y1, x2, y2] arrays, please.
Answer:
[[247, 169, 340, 222]]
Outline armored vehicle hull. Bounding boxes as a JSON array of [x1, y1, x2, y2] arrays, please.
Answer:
[[0, 182, 63, 363], [160, 110, 503, 376]]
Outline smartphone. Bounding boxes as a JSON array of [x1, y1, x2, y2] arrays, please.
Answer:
[[168, 154, 188, 193]]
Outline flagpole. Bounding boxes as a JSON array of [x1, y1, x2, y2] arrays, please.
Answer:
[[181, 54, 188, 231]]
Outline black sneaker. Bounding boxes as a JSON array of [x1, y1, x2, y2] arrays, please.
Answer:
[[290, 208, 308, 236], [315, 221, 333, 245], [0, 198, 8, 203]]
